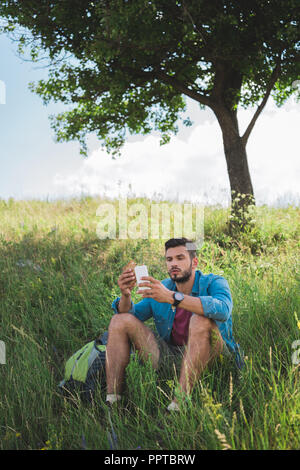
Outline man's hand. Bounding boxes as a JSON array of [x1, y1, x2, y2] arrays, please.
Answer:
[[118, 269, 136, 297], [137, 276, 173, 304]]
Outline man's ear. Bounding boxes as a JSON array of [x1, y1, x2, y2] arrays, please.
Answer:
[[192, 257, 198, 269]]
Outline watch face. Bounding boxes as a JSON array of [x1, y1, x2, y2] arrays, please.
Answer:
[[175, 292, 184, 301]]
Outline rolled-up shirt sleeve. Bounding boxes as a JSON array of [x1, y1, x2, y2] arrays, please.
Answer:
[[111, 296, 135, 315], [200, 277, 233, 322], [111, 296, 153, 322]]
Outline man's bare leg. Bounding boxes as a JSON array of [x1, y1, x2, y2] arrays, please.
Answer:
[[173, 315, 223, 404], [105, 313, 160, 396]]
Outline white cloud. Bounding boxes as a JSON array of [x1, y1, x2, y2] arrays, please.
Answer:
[[53, 97, 300, 206], [241, 99, 300, 204]]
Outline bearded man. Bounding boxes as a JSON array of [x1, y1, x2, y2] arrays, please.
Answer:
[[105, 238, 243, 411]]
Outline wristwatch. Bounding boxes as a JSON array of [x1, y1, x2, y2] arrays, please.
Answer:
[[172, 291, 184, 307]]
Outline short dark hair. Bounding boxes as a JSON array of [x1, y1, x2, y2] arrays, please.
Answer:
[[165, 238, 197, 260]]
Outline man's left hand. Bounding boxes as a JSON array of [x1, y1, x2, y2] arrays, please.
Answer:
[[137, 276, 173, 304]]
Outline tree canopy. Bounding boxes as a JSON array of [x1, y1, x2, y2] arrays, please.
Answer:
[[1, 1, 299, 227], [1, 0, 299, 155]]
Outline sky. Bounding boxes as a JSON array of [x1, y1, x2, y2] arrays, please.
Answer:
[[0, 33, 299, 207]]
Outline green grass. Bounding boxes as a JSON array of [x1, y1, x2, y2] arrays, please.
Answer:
[[0, 196, 299, 450]]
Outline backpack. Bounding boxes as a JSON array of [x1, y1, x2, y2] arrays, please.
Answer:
[[58, 331, 108, 403]]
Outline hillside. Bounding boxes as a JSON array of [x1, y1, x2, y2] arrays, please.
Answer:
[[0, 196, 299, 450]]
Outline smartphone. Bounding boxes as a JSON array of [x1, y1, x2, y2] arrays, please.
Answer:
[[134, 265, 150, 290]]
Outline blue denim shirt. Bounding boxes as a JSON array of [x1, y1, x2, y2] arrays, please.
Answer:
[[112, 270, 244, 368]]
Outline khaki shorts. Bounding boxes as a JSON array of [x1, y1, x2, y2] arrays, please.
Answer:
[[129, 330, 185, 374], [153, 332, 186, 373], [153, 330, 230, 373]]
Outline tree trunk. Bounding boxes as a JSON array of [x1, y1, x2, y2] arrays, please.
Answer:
[[213, 104, 255, 232]]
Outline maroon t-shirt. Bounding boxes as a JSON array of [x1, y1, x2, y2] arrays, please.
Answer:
[[171, 307, 193, 346]]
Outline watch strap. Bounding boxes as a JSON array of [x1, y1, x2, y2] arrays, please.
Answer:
[[172, 292, 184, 307]]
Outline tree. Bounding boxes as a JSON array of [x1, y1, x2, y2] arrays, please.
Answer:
[[1, 0, 299, 228]]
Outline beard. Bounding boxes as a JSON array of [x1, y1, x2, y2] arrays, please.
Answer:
[[169, 261, 193, 283]]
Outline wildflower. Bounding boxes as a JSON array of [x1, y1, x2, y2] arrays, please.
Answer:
[[166, 380, 174, 390], [16, 433, 21, 438], [294, 312, 300, 330], [40, 440, 51, 450]]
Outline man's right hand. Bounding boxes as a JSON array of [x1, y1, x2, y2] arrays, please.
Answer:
[[118, 269, 136, 297]]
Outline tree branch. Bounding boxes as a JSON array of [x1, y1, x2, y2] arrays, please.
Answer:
[[181, 0, 208, 45], [115, 63, 212, 107], [241, 57, 282, 146], [155, 70, 212, 107]]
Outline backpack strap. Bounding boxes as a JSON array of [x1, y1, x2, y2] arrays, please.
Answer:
[[99, 331, 108, 345], [70, 344, 90, 380]]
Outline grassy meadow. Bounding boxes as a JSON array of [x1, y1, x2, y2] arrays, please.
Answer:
[[0, 196, 299, 450]]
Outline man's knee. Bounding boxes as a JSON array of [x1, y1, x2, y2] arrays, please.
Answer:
[[188, 315, 223, 356], [108, 313, 142, 333], [188, 314, 213, 339]]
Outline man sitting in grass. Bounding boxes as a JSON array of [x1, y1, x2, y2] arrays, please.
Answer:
[[106, 237, 243, 411]]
